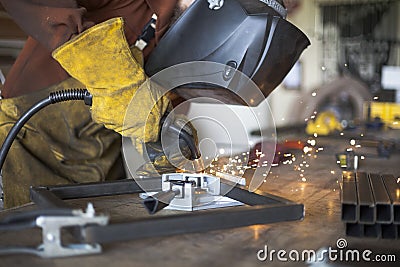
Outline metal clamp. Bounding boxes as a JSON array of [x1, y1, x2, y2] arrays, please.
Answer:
[[35, 204, 108, 258], [0, 203, 109, 258], [162, 173, 221, 211]]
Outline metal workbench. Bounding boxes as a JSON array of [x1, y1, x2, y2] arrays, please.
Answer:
[[0, 134, 399, 266]]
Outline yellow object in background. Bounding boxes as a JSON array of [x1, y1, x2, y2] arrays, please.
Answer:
[[306, 110, 343, 136], [364, 102, 400, 129]]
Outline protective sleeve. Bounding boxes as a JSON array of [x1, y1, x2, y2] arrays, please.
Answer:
[[0, 0, 94, 51], [0, 0, 177, 98]]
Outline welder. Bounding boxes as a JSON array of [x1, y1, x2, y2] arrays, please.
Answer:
[[0, 0, 309, 208]]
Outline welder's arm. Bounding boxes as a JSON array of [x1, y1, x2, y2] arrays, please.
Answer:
[[52, 17, 170, 146], [52, 17, 201, 173], [1, 0, 201, 173], [1, 1, 165, 142], [51, 17, 203, 174], [0, 0, 93, 51]]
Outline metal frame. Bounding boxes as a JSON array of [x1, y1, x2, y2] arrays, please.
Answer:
[[356, 172, 375, 224], [30, 178, 304, 244], [341, 172, 400, 239], [346, 223, 399, 239]]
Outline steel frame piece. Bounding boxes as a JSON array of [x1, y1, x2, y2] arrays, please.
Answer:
[[341, 172, 400, 225], [345, 222, 399, 239], [29, 177, 304, 245], [341, 172, 358, 223], [342, 172, 400, 239]]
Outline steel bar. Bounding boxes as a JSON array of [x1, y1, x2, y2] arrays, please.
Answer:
[[42, 179, 291, 207], [341, 172, 358, 222], [346, 223, 363, 237], [364, 224, 380, 238], [143, 189, 180, 214], [346, 223, 400, 239], [398, 225, 400, 239], [46, 178, 161, 200], [84, 203, 304, 244], [381, 223, 397, 239], [356, 172, 375, 224], [30, 187, 72, 209], [369, 173, 392, 223], [222, 183, 285, 205], [382, 174, 400, 224]]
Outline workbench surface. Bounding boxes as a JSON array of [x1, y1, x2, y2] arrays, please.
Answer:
[[1, 133, 399, 267]]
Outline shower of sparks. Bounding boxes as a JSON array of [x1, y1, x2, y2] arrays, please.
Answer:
[[205, 152, 251, 177]]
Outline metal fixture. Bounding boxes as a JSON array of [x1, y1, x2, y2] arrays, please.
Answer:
[[0, 177, 305, 257], [0, 203, 108, 257], [144, 173, 222, 213]]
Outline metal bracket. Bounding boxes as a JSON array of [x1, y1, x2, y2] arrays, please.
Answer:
[[35, 205, 108, 258], [0, 204, 109, 258], [160, 173, 221, 211]]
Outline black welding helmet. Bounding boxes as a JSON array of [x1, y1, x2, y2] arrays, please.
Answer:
[[145, 0, 311, 106]]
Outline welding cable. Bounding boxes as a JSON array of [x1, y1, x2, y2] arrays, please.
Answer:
[[0, 89, 92, 171], [0, 88, 201, 173]]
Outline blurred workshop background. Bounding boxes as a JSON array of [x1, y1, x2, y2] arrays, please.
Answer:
[[2, 1, 399, 119], [1, 2, 400, 264], [183, 0, 400, 168], [0, 0, 400, 180], [1, 0, 400, 169]]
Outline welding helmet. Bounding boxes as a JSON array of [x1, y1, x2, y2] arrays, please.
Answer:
[[145, 0, 310, 106]]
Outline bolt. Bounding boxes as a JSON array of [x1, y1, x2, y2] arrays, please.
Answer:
[[46, 233, 55, 242], [86, 202, 95, 217]]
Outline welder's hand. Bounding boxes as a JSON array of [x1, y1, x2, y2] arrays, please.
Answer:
[[136, 113, 204, 176], [136, 139, 192, 176], [52, 17, 169, 144]]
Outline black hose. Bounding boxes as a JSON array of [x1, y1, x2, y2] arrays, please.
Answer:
[[0, 89, 91, 171], [49, 89, 92, 105], [0, 87, 200, 173]]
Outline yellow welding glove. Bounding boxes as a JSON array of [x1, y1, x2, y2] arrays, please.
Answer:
[[52, 17, 202, 175], [52, 17, 169, 146]]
